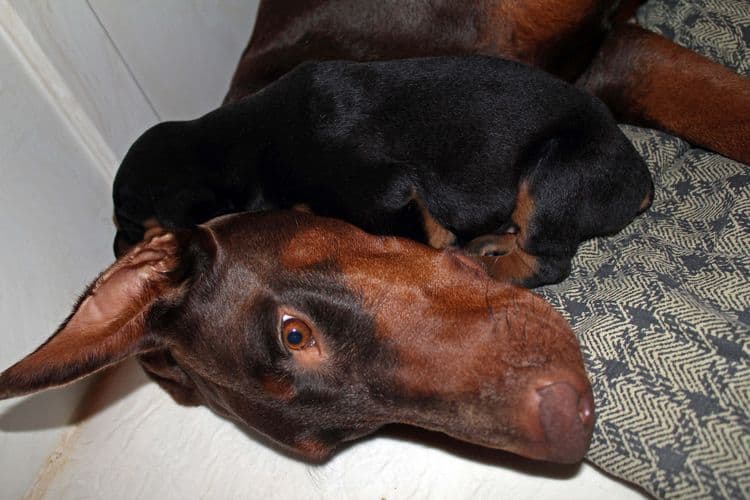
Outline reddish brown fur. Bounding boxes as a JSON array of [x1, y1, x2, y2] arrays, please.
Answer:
[[578, 24, 750, 164], [217, 213, 593, 461], [410, 190, 457, 249], [295, 437, 334, 461], [260, 374, 296, 401], [478, 0, 611, 79], [639, 188, 654, 213], [225, 0, 750, 164], [0, 234, 181, 398], [273, 213, 591, 460], [142, 217, 166, 240], [482, 247, 540, 283]]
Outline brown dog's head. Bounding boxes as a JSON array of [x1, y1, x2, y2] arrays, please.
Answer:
[[0, 211, 593, 463]]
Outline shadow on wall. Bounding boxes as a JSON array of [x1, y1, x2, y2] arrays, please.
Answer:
[[0, 361, 148, 432], [377, 425, 582, 478], [221, 399, 584, 479]]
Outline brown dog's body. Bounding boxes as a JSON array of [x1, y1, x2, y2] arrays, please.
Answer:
[[226, 0, 750, 164], [6, 0, 748, 470], [224, 0, 618, 99]]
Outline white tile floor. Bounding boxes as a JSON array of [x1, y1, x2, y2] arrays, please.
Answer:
[[21, 360, 648, 500]]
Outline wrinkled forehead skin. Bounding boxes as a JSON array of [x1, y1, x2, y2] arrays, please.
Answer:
[[153, 211, 592, 463]]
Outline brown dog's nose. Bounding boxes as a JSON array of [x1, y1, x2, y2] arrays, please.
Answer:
[[536, 381, 595, 463]]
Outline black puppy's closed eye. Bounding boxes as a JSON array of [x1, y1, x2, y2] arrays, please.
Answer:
[[281, 315, 315, 350]]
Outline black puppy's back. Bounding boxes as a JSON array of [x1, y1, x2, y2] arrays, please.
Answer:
[[258, 57, 650, 245], [114, 56, 652, 286]]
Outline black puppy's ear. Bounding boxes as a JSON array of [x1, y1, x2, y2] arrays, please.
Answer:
[[0, 233, 191, 400]]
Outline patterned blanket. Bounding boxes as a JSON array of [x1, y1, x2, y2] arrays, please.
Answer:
[[537, 1, 750, 498]]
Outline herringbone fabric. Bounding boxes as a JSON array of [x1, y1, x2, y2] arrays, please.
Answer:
[[537, 2, 750, 497], [538, 128, 750, 499]]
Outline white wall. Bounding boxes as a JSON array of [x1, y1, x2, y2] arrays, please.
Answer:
[[0, 1, 257, 497], [88, 0, 259, 121], [0, 3, 117, 498], [0, 2, 644, 498]]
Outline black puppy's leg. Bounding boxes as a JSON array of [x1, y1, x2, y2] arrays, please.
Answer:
[[465, 181, 575, 288], [465, 125, 652, 288], [345, 194, 456, 248]]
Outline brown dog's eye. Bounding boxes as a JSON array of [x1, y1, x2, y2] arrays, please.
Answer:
[[281, 315, 314, 350]]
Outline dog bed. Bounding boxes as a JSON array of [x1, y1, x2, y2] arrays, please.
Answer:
[[537, 1, 750, 497]]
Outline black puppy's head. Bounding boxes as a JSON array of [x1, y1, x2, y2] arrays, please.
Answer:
[[112, 118, 265, 255]]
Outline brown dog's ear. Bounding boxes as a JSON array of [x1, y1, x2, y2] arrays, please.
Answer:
[[0, 233, 187, 400]]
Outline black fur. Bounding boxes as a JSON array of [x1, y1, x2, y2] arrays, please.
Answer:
[[113, 55, 653, 287]]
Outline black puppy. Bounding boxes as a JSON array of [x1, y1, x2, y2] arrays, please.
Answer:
[[114, 55, 653, 287]]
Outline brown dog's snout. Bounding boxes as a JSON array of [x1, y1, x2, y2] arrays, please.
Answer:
[[530, 377, 596, 463], [364, 251, 595, 463]]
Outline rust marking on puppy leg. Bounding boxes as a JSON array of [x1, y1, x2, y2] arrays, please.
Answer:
[[291, 203, 313, 213], [410, 190, 456, 249], [512, 181, 535, 243], [478, 250, 540, 283], [639, 189, 653, 213], [465, 234, 517, 257], [465, 182, 539, 283], [143, 217, 167, 241]]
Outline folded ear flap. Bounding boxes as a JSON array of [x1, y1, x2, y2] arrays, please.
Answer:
[[0, 232, 188, 399], [137, 350, 202, 406]]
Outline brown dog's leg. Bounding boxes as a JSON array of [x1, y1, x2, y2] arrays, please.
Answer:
[[577, 24, 750, 164]]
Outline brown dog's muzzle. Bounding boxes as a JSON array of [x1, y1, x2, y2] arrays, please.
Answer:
[[386, 282, 594, 463], [316, 238, 595, 463]]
